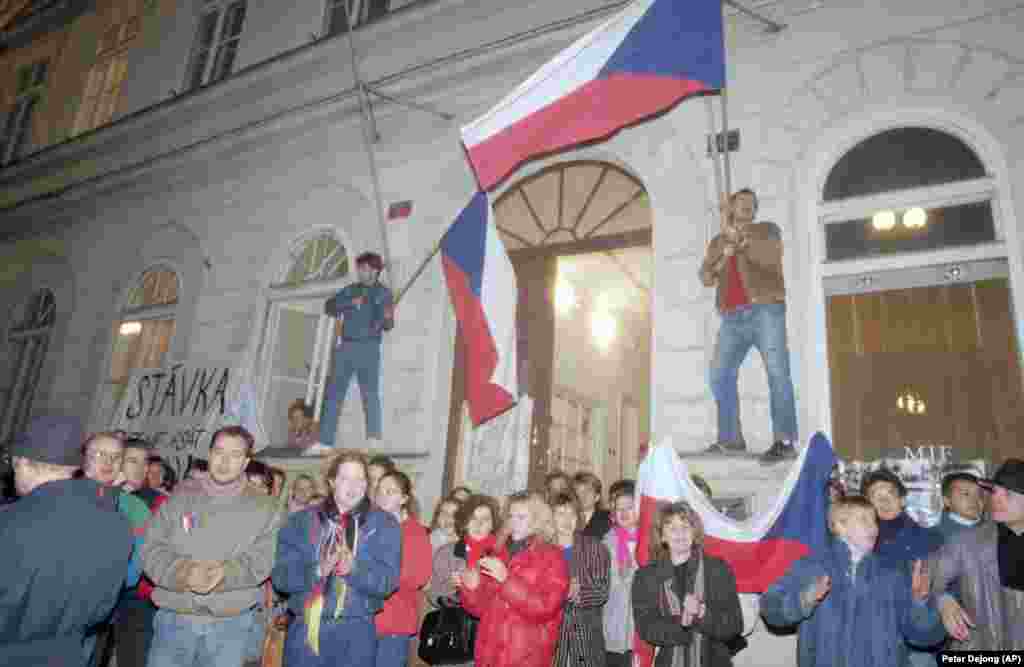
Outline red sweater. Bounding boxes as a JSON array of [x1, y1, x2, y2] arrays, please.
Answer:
[[375, 518, 432, 636]]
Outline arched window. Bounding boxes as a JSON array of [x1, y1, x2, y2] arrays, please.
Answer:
[[107, 267, 178, 411], [1, 288, 57, 444], [822, 127, 995, 262], [820, 126, 1021, 465], [276, 232, 349, 288], [261, 232, 352, 446]]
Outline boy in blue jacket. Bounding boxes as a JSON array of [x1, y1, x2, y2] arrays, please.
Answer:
[[760, 495, 945, 667]]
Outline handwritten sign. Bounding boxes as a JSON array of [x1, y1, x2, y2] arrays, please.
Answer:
[[110, 363, 232, 481]]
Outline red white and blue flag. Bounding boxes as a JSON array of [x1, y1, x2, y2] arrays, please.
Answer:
[[635, 432, 837, 591], [461, 0, 725, 191], [441, 191, 518, 425]]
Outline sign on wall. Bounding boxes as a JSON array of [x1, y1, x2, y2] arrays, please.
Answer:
[[837, 444, 989, 527], [110, 363, 233, 481]]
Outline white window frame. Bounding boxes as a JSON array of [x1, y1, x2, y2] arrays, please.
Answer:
[[98, 265, 180, 424], [798, 112, 1024, 442], [257, 229, 355, 445], [185, 0, 247, 91]]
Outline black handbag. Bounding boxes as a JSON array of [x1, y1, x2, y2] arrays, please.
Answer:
[[417, 596, 478, 665]]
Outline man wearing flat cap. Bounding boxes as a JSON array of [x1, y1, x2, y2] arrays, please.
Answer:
[[318, 251, 394, 445], [0, 416, 134, 667], [930, 458, 1024, 650]]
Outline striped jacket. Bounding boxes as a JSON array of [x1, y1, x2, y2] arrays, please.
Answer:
[[553, 532, 611, 667]]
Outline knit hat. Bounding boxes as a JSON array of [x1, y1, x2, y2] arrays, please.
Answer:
[[9, 416, 84, 466]]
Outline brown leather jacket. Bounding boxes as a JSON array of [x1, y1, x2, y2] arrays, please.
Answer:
[[699, 222, 785, 312], [930, 521, 1024, 650]]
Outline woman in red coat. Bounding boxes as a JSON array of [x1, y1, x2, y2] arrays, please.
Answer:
[[374, 470, 432, 666], [458, 491, 570, 667]]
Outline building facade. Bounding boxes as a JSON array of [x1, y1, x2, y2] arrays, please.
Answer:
[[1, 0, 1022, 589]]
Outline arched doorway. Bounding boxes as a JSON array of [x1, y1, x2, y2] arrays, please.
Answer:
[[819, 126, 1023, 464], [446, 161, 653, 491]]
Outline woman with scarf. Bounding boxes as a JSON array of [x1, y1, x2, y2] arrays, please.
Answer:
[[602, 483, 641, 667], [551, 492, 610, 667], [632, 501, 742, 667], [428, 493, 503, 666], [458, 491, 569, 667], [272, 450, 401, 667]]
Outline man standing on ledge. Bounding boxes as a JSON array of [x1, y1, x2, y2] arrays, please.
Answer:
[[699, 188, 798, 465], [320, 251, 394, 446]]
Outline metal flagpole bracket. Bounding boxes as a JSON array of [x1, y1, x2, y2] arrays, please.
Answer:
[[365, 86, 455, 122]]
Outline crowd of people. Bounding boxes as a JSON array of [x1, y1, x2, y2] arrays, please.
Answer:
[[1, 413, 1023, 667]]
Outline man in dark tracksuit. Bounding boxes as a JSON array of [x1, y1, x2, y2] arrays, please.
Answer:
[[0, 416, 134, 667], [319, 251, 395, 444]]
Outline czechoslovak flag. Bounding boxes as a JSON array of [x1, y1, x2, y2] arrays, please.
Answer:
[[461, 0, 725, 191], [440, 191, 518, 426], [635, 432, 838, 592]]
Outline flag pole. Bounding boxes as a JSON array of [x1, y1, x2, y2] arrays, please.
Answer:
[[393, 236, 444, 306], [704, 95, 726, 219], [721, 88, 732, 198], [342, 8, 394, 276]]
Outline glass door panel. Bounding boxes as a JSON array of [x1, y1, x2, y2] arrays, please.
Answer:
[[826, 261, 1022, 463]]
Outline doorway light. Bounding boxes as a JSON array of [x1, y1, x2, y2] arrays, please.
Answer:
[[591, 310, 616, 351], [555, 278, 577, 315], [119, 321, 142, 336]]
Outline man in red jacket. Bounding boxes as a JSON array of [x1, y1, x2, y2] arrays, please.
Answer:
[[459, 491, 569, 667]]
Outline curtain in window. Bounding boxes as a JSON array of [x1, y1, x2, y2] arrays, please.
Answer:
[[109, 319, 175, 407]]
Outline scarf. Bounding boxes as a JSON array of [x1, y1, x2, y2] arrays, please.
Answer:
[[613, 524, 638, 573], [877, 512, 913, 547], [658, 554, 705, 667], [464, 534, 497, 569], [305, 499, 367, 654], [997, 523, 1024, 592]]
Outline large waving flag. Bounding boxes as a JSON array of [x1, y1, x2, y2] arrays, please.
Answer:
[[441, 191, 518, 425], [635, 432, 837, 591], [462, 0, 725, 191]]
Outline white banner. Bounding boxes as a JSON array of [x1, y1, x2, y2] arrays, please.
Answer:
[[110, 363, 237, 481]]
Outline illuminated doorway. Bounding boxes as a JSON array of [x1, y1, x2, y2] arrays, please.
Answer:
[[446, 161, 652, 490]]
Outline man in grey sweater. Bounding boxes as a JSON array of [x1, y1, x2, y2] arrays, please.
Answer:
[[142, 426, 283, 667]]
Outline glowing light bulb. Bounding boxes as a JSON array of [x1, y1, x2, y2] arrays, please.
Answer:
[[555, 279, 576, 315], [904, 207, 927, 229], [591, 310, 617, 351], [872, 210, 896, 231], [119, 321, 142, 336]]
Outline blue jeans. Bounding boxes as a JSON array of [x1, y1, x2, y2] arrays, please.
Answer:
[[375, 634, 411, 667], [319, 339, 383, 443], [284, 618, 376, 667], [147, 608, 255, 667], [709, 303, 797, 443]]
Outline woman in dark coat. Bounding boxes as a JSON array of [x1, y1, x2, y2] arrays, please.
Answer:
[[550, 492, 610, 667], [632, 501, 742, 667]]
